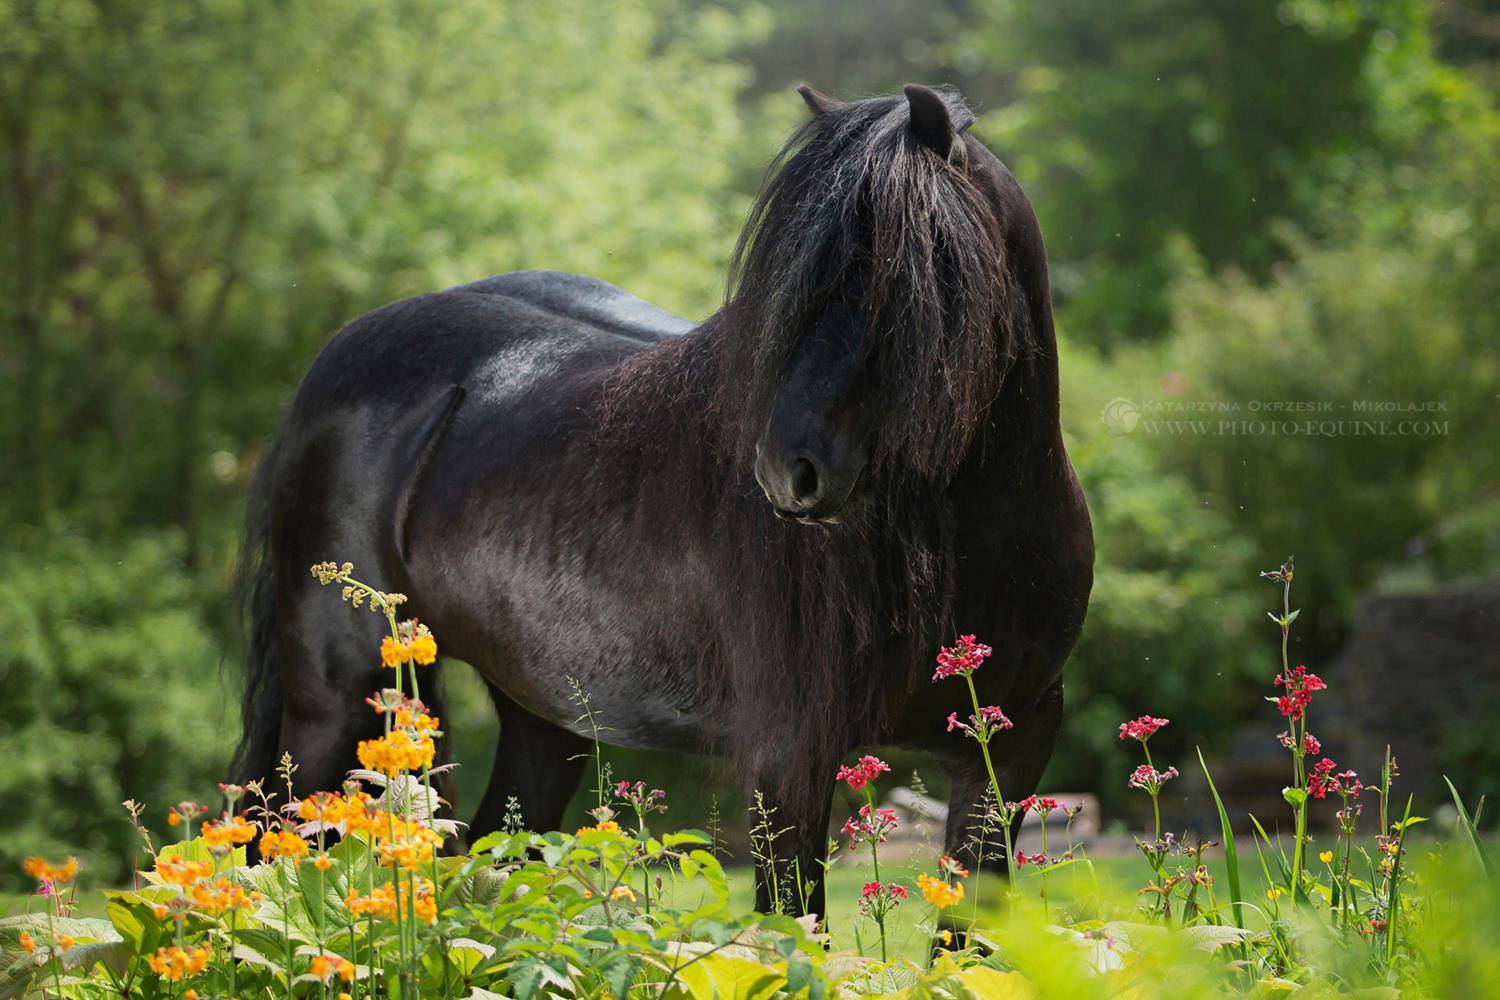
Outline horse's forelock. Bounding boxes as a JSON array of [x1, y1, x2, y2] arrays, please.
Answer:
[[722, 91, 1013, 484]]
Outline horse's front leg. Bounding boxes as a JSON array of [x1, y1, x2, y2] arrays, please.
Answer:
[[942, 680, 1065, 877], [748, 764, 835, 923]]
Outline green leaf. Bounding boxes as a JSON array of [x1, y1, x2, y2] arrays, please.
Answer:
[[1282, 787, 1307, 807], [600, 952, 639, 999]]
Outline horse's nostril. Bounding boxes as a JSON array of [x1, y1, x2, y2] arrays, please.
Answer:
[[789, 457, 821, 505]]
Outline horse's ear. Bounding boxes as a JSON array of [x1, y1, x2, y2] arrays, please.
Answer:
[[904, 83, 963, 163], [797, 83, 842, 117]]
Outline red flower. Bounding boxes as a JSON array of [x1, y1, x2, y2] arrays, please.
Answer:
[[1308, 757, 1340, 798], [1118, 716, 1170, 742], [933, 634, 993, 681], [836, 755, 891, 791], [1273, 666, 1327, 720], [861, 881, 884, 898], [1015, 850, 1050, 867], [1278, 731, 1321, 755]]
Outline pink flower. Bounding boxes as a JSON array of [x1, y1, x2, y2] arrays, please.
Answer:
[[861, 881, 883, 898], [1118, 715, 1170, 743], [946, 706, 1011, 740], [1015, 850, 1050, 867], [933, 634, 993, 681], [1127, 764, 1179, 792], [979, 706, 1012, 729], [842, 803, 900, 851]]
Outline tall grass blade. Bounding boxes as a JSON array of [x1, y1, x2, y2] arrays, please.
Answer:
[[1444, 776, 1495, 879], [1198, 748, 1245, 931]]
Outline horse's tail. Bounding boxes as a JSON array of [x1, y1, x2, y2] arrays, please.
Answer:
[[230, 430, 285, 785]]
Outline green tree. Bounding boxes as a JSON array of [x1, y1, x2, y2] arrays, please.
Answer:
[[969, 0, 1458, 343]]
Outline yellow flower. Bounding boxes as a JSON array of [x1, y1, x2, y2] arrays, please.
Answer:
[[259, 829, 310, 863], [917, 873, 965, 909], [185, 992, 199, 1000], [18, 932, 35, 953], [155, 856, 214, 887], [148, 945, 211, 981], [380, 622, 439, 668], [310, 955, 334, 980], [574, 820, 622, 837], [356, 729, 435, 775], [56, 935, 75, 951], [314, 854, 334, 871], [22, 856, 78, 885], [338, 958, 356, 982], [1319, 850, 1334, 864], [409, 631, 438, 665], [339, 994, 353, 1000], [938, 930, 953, 947], [1267, 886, 1286, 901], [610, 885, 637, 903]]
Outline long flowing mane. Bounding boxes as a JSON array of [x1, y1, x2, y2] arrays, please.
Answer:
[[592, 91, 1030, 805]]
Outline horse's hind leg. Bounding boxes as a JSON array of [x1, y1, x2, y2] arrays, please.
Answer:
[[272, 570, 395, 798], [470, 688, 590, 837]]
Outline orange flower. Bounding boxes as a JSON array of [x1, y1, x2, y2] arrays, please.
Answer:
[[191, 877, 260, 915], [22, 856, 78, 885], [343, 878, 436, 923], [18, 931, 35, 953], [574, 820, 622, 837], [147, 944, 211, 981], [56, 935, 75, 951], [314, 854, 334, 871], [310, 954, 334, 980], [155, 856, 214, 887], [338, 958, 356, 982], [202, 815, 257, 850], [376, 825, 443, 868], [917, 873, 965, 909], [259, 829, 310, 863]]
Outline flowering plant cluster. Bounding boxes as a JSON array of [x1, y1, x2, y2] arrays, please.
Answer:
[[2, 553, 1488, 1000]]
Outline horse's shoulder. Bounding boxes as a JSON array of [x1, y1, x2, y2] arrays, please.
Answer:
[[444, 271, 696, 344]]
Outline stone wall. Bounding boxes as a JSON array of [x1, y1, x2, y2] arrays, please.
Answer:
[[1330, 575, 1500, 811]]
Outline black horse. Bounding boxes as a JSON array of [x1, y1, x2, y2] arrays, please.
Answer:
[[236, 84, 1093, 919]]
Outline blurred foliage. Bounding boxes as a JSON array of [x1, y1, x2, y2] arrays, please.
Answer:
[[0, 528, 229, 887], [4, 0, 1500, 880], [968, 0, 1474, 343]]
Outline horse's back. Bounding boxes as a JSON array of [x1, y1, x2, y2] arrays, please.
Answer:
[[447, 271, 695, 345]]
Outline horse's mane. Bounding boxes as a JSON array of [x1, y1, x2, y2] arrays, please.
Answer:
[[719, 88, 1017, 483], [592, 91, 1032, 807]]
